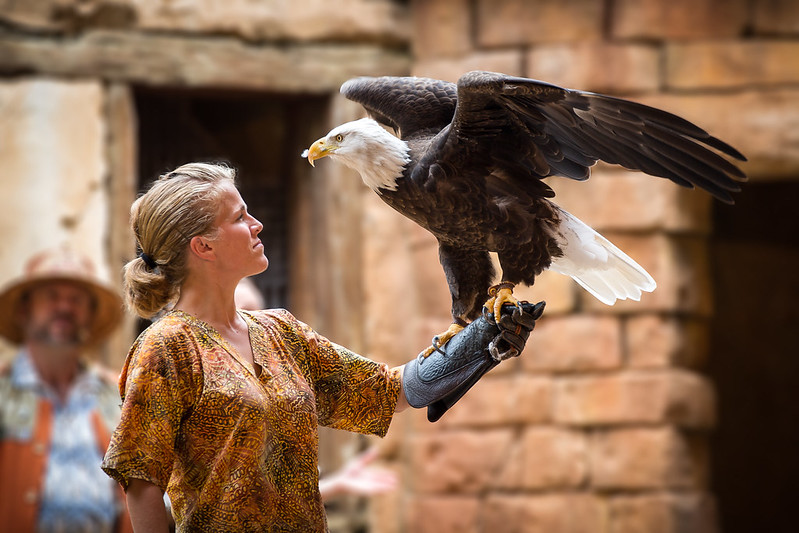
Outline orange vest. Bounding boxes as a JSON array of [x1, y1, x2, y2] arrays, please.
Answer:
[[0, 369, 133, 533]]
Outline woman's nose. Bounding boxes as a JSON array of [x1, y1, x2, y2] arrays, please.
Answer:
[[251, 217, 264, 235]]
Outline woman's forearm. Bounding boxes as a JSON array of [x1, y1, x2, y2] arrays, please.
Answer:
[[126, 478, 170, 533], [395, 364, 410, 413]]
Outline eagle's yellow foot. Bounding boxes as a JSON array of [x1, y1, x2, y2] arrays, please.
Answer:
[[485, 282, 520, 323], [420, 322, 466, 358]]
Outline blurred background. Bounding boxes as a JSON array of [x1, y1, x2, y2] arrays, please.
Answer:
[[1, 0, 797, 531]]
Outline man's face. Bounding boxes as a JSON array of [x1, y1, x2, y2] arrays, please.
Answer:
[[21, 281, 95, 347]]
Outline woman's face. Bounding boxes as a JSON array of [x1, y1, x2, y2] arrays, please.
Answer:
[[210, 181, 269, 278]]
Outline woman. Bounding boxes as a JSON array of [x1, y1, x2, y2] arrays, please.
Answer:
[[101, 162, 540, 532]]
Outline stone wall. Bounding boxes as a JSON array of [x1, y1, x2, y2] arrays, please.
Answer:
[[359, 1, 799, 532]]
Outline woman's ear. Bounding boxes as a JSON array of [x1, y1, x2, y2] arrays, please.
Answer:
[[189, 235, 215, 262]]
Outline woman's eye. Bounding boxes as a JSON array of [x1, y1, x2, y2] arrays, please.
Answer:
[[335, 134, 343, 142]]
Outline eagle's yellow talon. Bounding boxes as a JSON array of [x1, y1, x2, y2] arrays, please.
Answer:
[[485, 282, 518, 323], [420, 322, 465, 358], [420, 345, 436, 358]]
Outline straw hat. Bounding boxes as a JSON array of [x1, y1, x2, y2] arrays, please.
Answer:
[[0, 247, 123, 346]]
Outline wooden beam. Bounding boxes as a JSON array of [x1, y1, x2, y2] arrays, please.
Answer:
[[0, 30, 411, 92]]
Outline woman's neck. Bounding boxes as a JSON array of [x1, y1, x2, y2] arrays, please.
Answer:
[[174, 275, 241, 331]]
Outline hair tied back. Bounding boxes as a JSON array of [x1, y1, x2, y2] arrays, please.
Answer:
[[139, 252, 158, 270]]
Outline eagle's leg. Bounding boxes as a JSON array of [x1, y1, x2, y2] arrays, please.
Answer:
[[421, 245, 494, 358], [420, 319, 467, 358], [484, 281, 521, 323]]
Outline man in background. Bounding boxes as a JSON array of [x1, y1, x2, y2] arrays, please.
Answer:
[[0, 246, 132, 533]]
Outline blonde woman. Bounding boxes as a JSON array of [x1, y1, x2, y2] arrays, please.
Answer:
[[101, 162, 542, 532]]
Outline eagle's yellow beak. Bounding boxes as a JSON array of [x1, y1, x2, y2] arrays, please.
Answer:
[[303, 138, 336, 167]]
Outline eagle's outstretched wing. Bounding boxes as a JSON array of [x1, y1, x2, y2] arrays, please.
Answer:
[[451, 71, 747, 203], [343, 71, 748, 204], [341, 76, 457, 138]]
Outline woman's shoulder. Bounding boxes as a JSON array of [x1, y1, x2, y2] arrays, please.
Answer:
[[241, 308, 313, 339], [129, 311, 209, 363], [242, 307, 296, 324], [138, 311, 197, 341], [121, 312, 207, 385]]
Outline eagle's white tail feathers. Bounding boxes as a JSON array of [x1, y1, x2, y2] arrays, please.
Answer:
[[548, 208, 656, 305]]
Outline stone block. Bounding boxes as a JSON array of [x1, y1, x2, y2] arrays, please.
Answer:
[[494, 427, 588, 490], [410, 0, 472, 60], [407, 403, 437, 435], [522, 314, 622, 373], [580, 234, 713, 317], [753, 0, 799, 35], [626, 314, 709, 369], [0, 0, 62, 30], [481, 493, 607, 533], [590, 427, 709, 490], [412, 50, 524, 82], [476, 0, 604, 47], [134, 0, 410, 44], [527, 42, 661, 94], [554, 371, 716, 428], [410, 429, 514, 493], [612, 0, 748, 40], [666, 40, 799, 91], [405, 496, 480, 533], [0, 0, 137, 31], [369, 482, 403, 533], [548, 165, 713, 234], [0, 78, 111, 289], [637, 90, 799, 181], [437, 375, 553, 428], [608, 492, 719, 533]]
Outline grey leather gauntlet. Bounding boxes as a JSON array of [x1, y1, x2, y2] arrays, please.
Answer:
[[403, 301, 545, 422]]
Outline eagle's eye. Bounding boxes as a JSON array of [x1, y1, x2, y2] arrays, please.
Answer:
[[335, 134, 344, 143]]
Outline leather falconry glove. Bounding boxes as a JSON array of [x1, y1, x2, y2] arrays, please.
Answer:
[[403, 301, 545, 422]]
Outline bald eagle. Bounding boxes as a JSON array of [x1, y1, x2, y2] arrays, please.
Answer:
[[303, 71, 746, 348]]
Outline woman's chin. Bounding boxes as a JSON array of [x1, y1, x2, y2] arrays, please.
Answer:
[[252, 258, 269, 275]]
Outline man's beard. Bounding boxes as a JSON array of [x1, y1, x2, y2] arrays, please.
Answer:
[[27, 313, 89, 347]]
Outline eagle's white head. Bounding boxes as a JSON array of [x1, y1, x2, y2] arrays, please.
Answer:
[[302, 118, 411, 192]]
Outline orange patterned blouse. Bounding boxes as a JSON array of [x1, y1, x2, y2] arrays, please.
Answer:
[[101, 309, 401, 532]]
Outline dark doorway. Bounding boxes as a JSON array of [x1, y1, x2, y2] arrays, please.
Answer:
[[134, 86, 326, 311], [709, 182, 799, 533]]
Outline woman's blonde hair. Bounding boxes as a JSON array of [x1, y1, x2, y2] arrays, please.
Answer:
[[123, 162, 237, 318]]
